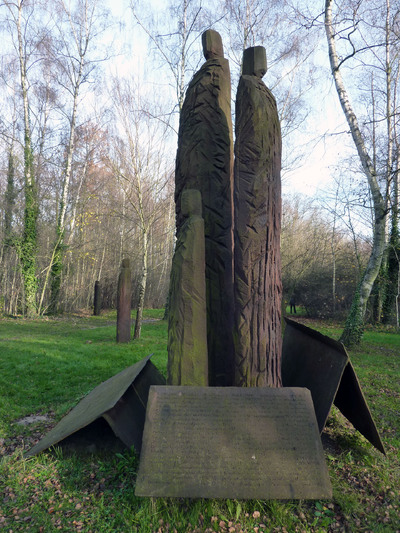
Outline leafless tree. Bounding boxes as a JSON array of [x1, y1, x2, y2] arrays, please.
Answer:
[[43, 0, 110, 313], [107, 77, 174, 338], [324, 0, 399, 343]]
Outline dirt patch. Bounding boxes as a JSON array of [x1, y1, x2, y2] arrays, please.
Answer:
[[14, 414, 53, 427], [1, 413, 56, 456]]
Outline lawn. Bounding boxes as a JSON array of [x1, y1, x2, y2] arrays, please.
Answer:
[[0, 312, 399, 532]]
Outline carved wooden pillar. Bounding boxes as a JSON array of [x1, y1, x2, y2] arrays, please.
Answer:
[[168, 189, 208, 386], [93, 280, 101, 316], [175, 30, 234, 386], [117, 259, 131, 343], [234, 46, 282, 387]]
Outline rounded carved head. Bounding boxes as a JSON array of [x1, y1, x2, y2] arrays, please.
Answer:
[[181, 189, 202, 218], [242, 46, 267, 78], [202, 29, 224, 60], [121, 258, 130, 269]]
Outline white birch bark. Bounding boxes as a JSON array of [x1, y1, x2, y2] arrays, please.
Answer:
[[134, 229, 148, 339], [325, 0, 387, 343], [16, 1, 32, 188], [48, 0, 101, 311], [13, 0, 38, 316]]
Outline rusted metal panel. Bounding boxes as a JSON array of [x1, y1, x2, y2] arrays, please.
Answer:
[[334, 361, 385, 454], [25, 355, 165, 457], [282, 318, 385, 454], [282, 318, 348, 432], [135, 386, 332, 500]]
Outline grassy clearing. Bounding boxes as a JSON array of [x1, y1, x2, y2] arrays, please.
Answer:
[[284, 305, 307, 317], [0, 310, 167, 435], [0, 313, 399, 532]]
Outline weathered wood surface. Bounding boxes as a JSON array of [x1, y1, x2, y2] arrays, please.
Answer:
[[117, 258, 131, 343], [167, 190, 208, 386], [175, 30, 234, 386], [234, 46, 282, 387], [93, 280, 101, 316]]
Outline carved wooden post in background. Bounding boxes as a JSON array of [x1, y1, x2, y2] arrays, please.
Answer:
[[116, 258, 131, 343], [175, 30, 234, 386], [168, 189, 208, 386], [93, 280, 101, 316], [234, 46, 282, 387]]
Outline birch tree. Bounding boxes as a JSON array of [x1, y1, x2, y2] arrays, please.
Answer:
[[381, 1, 400, 324], [2, 0, 41, 316], [324, 0, 398, 344], [0, 143, 20, 315], [47, 0, 109, 313]]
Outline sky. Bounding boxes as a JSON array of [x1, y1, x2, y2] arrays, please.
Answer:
[[102, 0, 355, 202]]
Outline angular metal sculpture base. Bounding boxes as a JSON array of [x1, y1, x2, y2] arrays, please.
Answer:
[[25, 355, 165, 457], [282, 318, 385, 454], [135, 386, 332, 500], [334, 360, 385, 454]]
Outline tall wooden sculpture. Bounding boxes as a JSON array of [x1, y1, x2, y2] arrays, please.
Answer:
[[167, 189, 208, 386], [116, 258, 131, 343], [174, 30, 234, 386], [93, 280, 101, 316], [234, 46, 282, 387]]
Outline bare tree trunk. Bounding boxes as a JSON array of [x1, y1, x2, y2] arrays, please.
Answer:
[[383, 153, 399, 324], [117, 258, 132, 342], [331, 186, 339, 316], [49, 0, 91, 313], [93, 280, 101, 315], [134, 229, 148, 339], [396, 261, 400, 331], [11, 0, 38, 317], [67, 162, 87, 247], [325, 0, 387, 345], [97, 245, 106, 282], [9, 260, 20, 315], [382, 0, 400, 323]]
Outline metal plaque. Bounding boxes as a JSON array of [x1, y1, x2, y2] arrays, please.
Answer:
[[135, 386, 332, 500], [25, 355, 165, 457], [282, 318, 385, 454]]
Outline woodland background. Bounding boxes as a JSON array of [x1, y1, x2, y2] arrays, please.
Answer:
[[0, 0, 398, 340]]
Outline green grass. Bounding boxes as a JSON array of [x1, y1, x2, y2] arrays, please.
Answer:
[[0, 312, 167, 434], [0, 313, 399, 532], [284, 305, 307, 317]]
